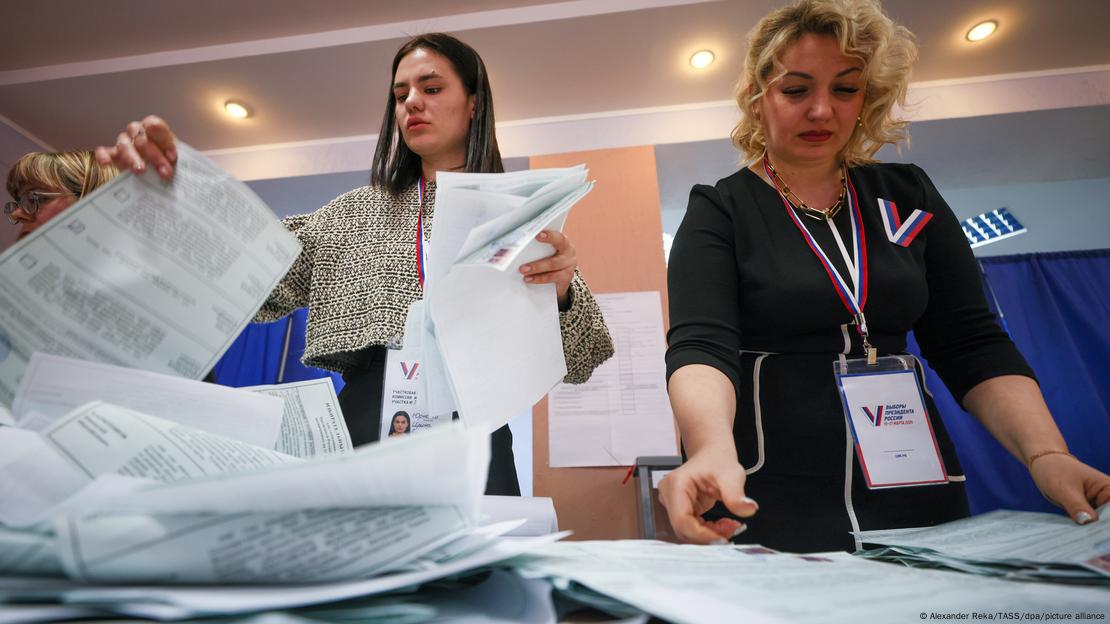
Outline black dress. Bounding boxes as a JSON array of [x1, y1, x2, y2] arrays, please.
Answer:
[[337, 346, 520, 496], [665, 163, 1035, 553]]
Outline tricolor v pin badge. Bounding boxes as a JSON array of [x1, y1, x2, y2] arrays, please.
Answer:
[[878, 198, 932, 247]]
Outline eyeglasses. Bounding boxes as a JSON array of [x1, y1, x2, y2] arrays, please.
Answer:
[[3, 191, 66, 224]]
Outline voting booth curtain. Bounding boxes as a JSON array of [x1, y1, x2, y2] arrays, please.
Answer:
[[214, 250, 1109, 517], [212, 308, 345, 392], [909, 248, 1110, 516]]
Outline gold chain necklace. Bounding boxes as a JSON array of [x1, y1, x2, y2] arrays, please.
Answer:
[[763, 155, 847, 221]]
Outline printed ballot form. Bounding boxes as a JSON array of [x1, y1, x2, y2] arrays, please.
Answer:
[[244, 377, 353, 458], [0, 143, 301, 405], [427, 167, 593, 432], [13, 353, 284, 449], [548, 291, 678, 467]]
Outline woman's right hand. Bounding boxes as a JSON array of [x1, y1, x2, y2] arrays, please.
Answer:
[[658, 447, 758, 544], [94, 115, 178, 179]]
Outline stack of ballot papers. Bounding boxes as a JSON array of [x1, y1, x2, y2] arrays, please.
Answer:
[[854, 506, 1110, 585], [0, 395, 492, 582], [422, 166, 594, 432], [0, 358, 566, 619], [0, 389, 565, 618], [512, 540, 1110, 624]]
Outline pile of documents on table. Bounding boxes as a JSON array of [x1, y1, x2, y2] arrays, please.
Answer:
[[0, 362, 563, 619], [855, 506, 1110, 585], [512, 540, 1110, 624], [0, 145, 584, 620]]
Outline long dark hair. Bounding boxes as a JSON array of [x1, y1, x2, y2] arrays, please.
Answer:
[[371, 33, 503, 196]]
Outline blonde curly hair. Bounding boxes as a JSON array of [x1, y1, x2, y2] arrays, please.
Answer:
[[731, 0, 917, 166], [6, 150, 118, 201]]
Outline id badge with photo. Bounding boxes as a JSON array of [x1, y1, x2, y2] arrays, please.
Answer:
[[380, 300, 453, 440], [834, 355, 948, 489]]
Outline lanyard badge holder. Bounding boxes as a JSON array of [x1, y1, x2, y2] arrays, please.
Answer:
[[380, 178, 455, 439], [771, 162, 948, 489]]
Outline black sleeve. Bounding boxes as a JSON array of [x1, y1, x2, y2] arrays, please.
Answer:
[[909, 165, 1036, 405], [665, 183, 743, 391]]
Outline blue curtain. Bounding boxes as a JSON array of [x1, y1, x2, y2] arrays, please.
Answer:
[[909, 249, 1110, 515], [212, 308, 345, 391]]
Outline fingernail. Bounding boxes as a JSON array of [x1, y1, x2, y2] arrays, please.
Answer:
[[743, 496, 759, 510], [520, 265, 532, 273], [709, 539, 727, 546], [135, 163, 145, 172], [537, 232, 548, 240], [731, 524, 748, 538], [524, 276, 534, 282], [159, 165, 171, 177], [1076, 511, 1093, 525]]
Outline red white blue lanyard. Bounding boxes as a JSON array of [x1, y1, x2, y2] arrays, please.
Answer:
[[415, 176, 427, 291], [764, 160, 874, 352]]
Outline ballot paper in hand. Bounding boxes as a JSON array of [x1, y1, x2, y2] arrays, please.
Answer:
[[428, 167, 593, 432], [0, 143, 301, 405]]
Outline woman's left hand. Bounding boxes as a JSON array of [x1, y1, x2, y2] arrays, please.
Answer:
[[519, 230, 577, 308], [1029, 454, 1110, 524]]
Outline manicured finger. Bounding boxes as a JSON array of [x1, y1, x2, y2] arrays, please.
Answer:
[[1092, 480, 1110, 508], [659, 476, 729, 545], [141, 115, 178, 165], [1059, 487, 1097, 525], [536, 230, 569, 250], [521, 254, 575, 276], [116, 132, 145, 173], [94, 145, 116, 166], [719, 487, 759, 520], [524, 267, 574, 285], [667, 498, 728, 544], [706, 517, 746, 540], [133, 132, 174, 179]]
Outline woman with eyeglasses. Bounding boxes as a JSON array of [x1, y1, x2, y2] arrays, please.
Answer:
[[5, 151, 118, 242]]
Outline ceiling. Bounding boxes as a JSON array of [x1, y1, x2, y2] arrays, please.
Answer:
[[2, 0, 1109, 185]]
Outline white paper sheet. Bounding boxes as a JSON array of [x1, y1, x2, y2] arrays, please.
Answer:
[[0, 143, 301, 405], [0, 525, 63, 576], [243, 377, 352, 458], [40, 420, 490, 524], [479, 496, 559, 537], [56, 506, 471, 583], [518, 541, 1110, 624], [0, 533, 564, 620], [428, 168, 593, 432], [856, 506, 1110, 567], [0, 401, 299, 526], [548, 291, 677, 467], [13, 353, 284, 449]]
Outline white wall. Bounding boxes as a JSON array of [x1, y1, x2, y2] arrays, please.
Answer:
[[939, 177, 1110, 256]]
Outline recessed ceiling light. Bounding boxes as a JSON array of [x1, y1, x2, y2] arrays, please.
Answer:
[[689, 50, 715, 69], [966, 20, 998, 42], [224, 100, 252, 119]]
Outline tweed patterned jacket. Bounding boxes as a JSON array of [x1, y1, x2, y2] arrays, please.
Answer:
[[255, 182, 614, 383]]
